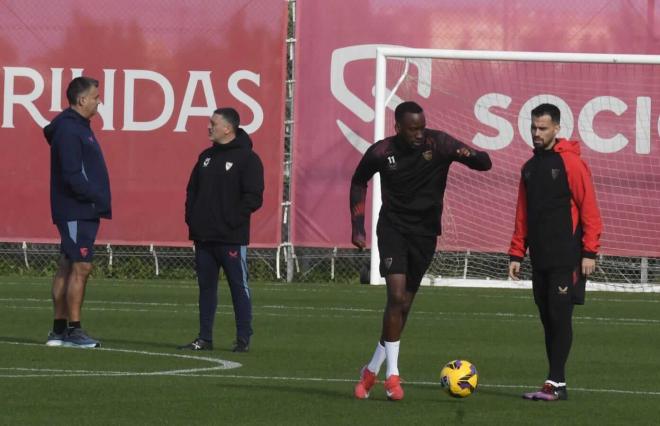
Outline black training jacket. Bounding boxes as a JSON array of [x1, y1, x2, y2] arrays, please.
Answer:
[[185, 129, 264, 245], [509, 139, 602, 270], [350, 129, 492, 239]]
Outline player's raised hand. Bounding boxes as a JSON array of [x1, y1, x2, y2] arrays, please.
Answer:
[[509, 261, 521, 280]]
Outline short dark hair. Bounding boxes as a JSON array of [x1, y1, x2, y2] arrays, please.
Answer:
[[531, 103, 561, 124], [394, 101, 423, 123], [66, 76, 99, 105], [214, 107, 240, 132]]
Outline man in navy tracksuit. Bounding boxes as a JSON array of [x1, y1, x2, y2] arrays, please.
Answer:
[[43, 76, 111, 348], [179, 107, 264, 352], [509, 103, 602, 401]]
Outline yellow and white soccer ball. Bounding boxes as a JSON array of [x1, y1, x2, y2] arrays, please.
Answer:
[[440, 359, 479, 398]]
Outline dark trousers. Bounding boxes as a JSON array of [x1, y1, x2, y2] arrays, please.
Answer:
[[532, 266, 582, 383], [194, 241, 253, 343]]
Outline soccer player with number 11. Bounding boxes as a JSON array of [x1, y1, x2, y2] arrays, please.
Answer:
[[349, 101, 492, 401]]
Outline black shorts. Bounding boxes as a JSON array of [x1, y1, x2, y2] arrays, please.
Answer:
[[532, 264, 586, 306], [55, 219, 100, 262], [376, 218, 436, 290]]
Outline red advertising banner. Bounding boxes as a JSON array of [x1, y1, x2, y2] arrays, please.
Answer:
[[293, 0, 660, 257], [0, 0, 286, 247]]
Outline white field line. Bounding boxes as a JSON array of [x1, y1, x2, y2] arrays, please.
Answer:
[[180, 375, 655, 396], [0, 297, 191, 307], [1, 340, 658, 397], [3, 279, 660, 301], [1, 345, 658, 397], [0, 280, 338, 292], [0, 340, 241, 377], [0, 298, 658, 325], [2, 277, 660, 303]]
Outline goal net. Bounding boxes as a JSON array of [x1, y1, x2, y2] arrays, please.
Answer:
[[371, 48, 660, 292]]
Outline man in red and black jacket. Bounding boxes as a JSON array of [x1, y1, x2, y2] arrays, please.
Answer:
[[509, 103, 602, 402]]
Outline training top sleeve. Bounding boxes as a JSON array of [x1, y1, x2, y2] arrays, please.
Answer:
[[508, 176, 528, 262], [185, 158, 200, 226], [349, 145, 380, 245], [55, 130, 103, 205], [234, 152, 265, 227], [561, 152, 603, 258], [433, 131, 492, 170]]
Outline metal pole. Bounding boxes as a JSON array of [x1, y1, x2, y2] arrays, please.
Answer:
[[377, 47, 660, 65], [641, 257, 649, 284], [106, 244, 113, 274], [22, 241, 29, 269], [369, 49, 388, 285], [284, 0, 297, 283], [150, 244, 159, 276]]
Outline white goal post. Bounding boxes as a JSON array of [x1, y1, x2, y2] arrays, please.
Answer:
[[370, 47, 660, 292]]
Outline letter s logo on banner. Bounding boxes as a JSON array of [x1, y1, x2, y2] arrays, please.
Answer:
[[330, 44, 432, 154]]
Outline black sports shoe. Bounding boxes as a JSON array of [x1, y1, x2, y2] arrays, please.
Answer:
[[232, 337, 249, 353], [177, 338, 213, 351]]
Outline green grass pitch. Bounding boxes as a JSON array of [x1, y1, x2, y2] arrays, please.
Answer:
[[1, 276, 659, 425]]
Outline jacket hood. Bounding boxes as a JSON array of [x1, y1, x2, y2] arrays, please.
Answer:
[[43, 108, 89, 146], [214, 128, 254, 150], [553, 138, 581, 156]]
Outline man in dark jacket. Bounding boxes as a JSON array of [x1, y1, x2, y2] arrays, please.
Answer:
[[43, 76, 111, 348], [509, 103, 602, 401], [179, 107, 264, 353]]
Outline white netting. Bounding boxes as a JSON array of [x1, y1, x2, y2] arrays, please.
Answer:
[[378, 51, 660, 291]]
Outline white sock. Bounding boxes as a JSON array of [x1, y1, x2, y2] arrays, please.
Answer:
[[545, 380, 560, 387], [384, 340, 400, 378], [366, 341, 386, 374]]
